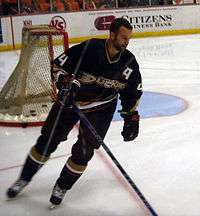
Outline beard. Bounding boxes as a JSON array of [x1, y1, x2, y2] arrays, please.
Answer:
[[113, 41, 126, 52]]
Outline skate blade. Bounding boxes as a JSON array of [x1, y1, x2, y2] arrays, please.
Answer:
[[48, 204, 60, 210], [6, 196, 19, 201], [6, 197, 15, 201]]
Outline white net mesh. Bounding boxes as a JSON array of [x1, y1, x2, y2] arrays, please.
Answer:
[[0, 25, 68, 126]]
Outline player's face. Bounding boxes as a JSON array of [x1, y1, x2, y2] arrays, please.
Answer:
[[112, 26, 132, 52]]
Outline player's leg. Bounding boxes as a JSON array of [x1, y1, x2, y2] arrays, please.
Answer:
[[49, 100, 117, 206], [6, 103, 79, 198]]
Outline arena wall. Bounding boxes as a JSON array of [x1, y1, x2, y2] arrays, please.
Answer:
[[0, 5, 200, 51]]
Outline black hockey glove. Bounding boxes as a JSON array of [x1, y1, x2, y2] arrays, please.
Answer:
[[121, 111, 140, 142], [57, 79, 80, 107]]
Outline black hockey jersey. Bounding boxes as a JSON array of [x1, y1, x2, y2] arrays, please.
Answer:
[[53, 38, 142, 113]]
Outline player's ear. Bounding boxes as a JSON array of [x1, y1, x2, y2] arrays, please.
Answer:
[[110, 32, 115, 40]]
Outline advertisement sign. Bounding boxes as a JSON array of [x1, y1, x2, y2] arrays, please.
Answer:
[[0, 5, 200, 50], [88, 8, 175, 34], [50, 15, 67, 30]]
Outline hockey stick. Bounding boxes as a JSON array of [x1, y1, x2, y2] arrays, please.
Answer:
[[72, 104, 159, 216], [39, 40, 90, 163]]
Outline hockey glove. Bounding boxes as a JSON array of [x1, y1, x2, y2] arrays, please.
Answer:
[[58, 79, 80, 107], [55, 73, 70, 90], [121, 111, 140, 142]]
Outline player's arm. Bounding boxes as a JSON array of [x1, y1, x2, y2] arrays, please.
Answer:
[[51, 44, 84, 105], [51, 44, 79, 84], [119, 58, 143, 141], [52, 39, 91, 88]]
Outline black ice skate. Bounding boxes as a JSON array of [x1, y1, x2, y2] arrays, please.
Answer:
[[6, 179, 29, 198], [49, 183, 67, 209]]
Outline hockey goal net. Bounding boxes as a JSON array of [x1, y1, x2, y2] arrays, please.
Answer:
[[0, 25, 68, 127]]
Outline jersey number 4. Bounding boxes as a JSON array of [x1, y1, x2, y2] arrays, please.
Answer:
[[57, 53, 68, 67]]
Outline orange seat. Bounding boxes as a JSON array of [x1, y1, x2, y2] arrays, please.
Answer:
[[83, 0, 96, 10], [36, 0, 50, 12], [67, 0, 80, 11], [53, 0, 68, 12], [21, 0, 33, 8]]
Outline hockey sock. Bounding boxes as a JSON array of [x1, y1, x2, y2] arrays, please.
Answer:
[[20, 147, 49, 182], [56, 157, 87, 190]]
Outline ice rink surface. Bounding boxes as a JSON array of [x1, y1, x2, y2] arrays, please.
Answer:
[[0, 34, 200, 216]]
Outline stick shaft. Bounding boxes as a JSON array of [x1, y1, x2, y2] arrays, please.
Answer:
[[40, 41, 90, 162], [73, 105, 158, 216]]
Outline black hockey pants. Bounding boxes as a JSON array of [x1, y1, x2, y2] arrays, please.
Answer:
[[34, 99, 117, 165]]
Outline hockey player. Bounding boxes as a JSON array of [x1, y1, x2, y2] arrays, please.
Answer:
[[6, 17, 143, 207]]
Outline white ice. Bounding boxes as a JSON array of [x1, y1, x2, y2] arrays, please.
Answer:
[[0, 34, 200, 216]]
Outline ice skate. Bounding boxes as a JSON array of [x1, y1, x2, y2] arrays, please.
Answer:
[[6, 179, 29, 199], [49, 183, 67, 209]]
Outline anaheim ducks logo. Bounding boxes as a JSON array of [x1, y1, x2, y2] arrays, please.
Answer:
[[79, 72, 126, 90], [94, 15, 116, 30]]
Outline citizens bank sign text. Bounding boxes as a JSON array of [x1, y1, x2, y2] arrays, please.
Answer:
[[123, 15, 172, 29]]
